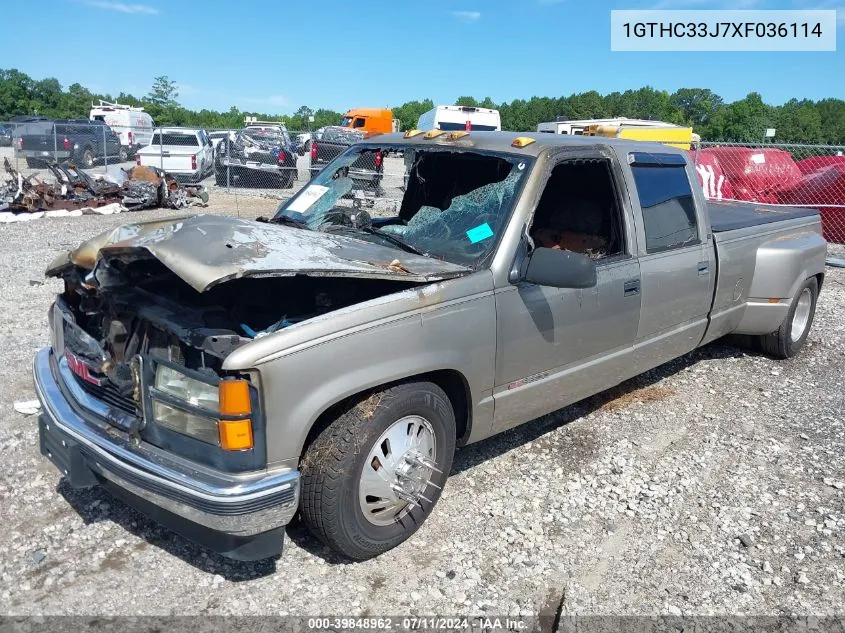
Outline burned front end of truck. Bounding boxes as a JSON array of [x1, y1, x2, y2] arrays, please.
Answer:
[[32, 208, 472, 559], [33, 132, 533, 560], [36, 232, 303, 559]]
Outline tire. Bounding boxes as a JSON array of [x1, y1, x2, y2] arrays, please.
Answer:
[[758, 277, 818, 359], [80, 147, 94, 169], [25, 158, 43, 169], [118, 146, 129, 162], [280, 171, 294, 189], [300, 381, 456, 561], [215, 167, 229, 187]]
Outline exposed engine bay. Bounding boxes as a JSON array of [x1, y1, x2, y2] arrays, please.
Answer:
[[58, 256, 419, 380]]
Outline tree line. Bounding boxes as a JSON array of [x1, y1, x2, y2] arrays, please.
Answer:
[[2, 69, 844, 144]]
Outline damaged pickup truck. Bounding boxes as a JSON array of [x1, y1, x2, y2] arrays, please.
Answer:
[[34, 131, 827, 561], [214, 129, 298, 189]]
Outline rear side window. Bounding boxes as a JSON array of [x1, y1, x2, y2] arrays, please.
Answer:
[[152, 133, 200, 146], [630, 160, 699, 253]]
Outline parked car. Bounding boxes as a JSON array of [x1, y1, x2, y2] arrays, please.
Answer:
[[34, 132, 826, 563], [214, 129, 297, 188], [135, 128, 214, 183], [309, 126, 382, 191], [89, 100, 155, 161], [15, 118, 121, 168]]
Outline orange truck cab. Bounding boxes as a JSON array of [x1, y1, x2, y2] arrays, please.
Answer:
[[340, 108, 400, 137]]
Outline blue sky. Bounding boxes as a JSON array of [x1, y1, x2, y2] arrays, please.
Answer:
[[4, 0, 844, 114]]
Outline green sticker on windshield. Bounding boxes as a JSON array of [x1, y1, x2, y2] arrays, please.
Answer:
[[466, 222, 494, 244]]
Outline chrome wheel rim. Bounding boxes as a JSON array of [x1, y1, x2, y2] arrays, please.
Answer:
[[790, 288, 812, 343], [358, 415, 437, 526]]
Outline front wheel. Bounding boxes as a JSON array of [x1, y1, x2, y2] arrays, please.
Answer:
[[758, 277, 819, 359], [299, 381, 456, 560]]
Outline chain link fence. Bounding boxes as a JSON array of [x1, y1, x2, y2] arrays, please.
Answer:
[[2, 119, 844, 244], [692, 141, 845, 244]]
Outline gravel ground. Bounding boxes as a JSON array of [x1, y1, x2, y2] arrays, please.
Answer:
[[0, 201, 843, 619]]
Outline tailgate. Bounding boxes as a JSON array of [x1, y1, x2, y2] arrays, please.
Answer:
[[20, 133, 54, 152], [314, 141, 348, 166], [139, 148, 195, 173], [313, 142, 378, 173]]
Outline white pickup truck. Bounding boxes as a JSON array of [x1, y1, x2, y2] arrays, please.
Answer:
[[135, 128, 214, 183]]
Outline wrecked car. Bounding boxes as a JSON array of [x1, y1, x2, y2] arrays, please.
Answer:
[[34, 131, 826, 562], [214, 129, 297, 188], [309, 126, 382, 192]]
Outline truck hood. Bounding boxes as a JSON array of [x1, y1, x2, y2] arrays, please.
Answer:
[[46, 214, 471, 292]]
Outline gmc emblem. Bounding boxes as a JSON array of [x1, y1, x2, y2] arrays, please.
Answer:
[[65, 351, 105, 387]]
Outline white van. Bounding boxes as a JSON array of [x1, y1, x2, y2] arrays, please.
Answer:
[[89, 100, 154, 159], [416, 105, 501, 132]]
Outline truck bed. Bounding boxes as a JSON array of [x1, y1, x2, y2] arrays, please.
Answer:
[[707, 200, 819, 232]]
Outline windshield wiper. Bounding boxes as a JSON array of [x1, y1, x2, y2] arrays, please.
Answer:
[[356, 225, 426, 256]]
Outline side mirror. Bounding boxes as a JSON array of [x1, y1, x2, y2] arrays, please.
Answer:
[[522, 247, 597, 289]]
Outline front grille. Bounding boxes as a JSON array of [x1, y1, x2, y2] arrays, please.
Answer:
[[72, 374, 138, 417]]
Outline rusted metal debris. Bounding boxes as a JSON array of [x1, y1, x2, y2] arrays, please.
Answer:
[[0, 158, 209, 214]]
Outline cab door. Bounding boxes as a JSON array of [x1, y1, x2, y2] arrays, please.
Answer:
[[623, 151, 716, 373], [492, 150, 642, 433]]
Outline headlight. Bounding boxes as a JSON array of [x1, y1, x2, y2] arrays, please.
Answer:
[[151, 401, 219, 445], [151, 364, 254, 450], [155, 365, 218, 409]]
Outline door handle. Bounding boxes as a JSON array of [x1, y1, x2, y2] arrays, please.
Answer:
[[623, 279, 640, 296], [698, 261, 710, 276]]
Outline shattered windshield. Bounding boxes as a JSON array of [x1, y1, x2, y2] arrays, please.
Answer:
[[273, 145, 532, 267]]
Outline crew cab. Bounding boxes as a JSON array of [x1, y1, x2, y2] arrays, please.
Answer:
[[33, 132, 826, 562], [135, 128, 214, 183]]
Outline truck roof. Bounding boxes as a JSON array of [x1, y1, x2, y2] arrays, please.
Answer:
[[343, 108, 392, 117], [433, 105, 499, 114], [361, 130, 689, 159]]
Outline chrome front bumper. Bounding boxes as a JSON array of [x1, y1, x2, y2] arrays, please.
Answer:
[[33, 347, 299, 558]]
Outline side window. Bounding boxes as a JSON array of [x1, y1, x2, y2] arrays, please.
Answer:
[[353, 118, 366, 128], [528, 159, 626, 261], [630, 157, 699, 253]]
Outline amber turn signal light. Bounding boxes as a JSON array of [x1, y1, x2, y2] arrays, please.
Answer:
[[218, 380, 253, 450], [219, 379, 251, 415], [219, 419, 254, 451]]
